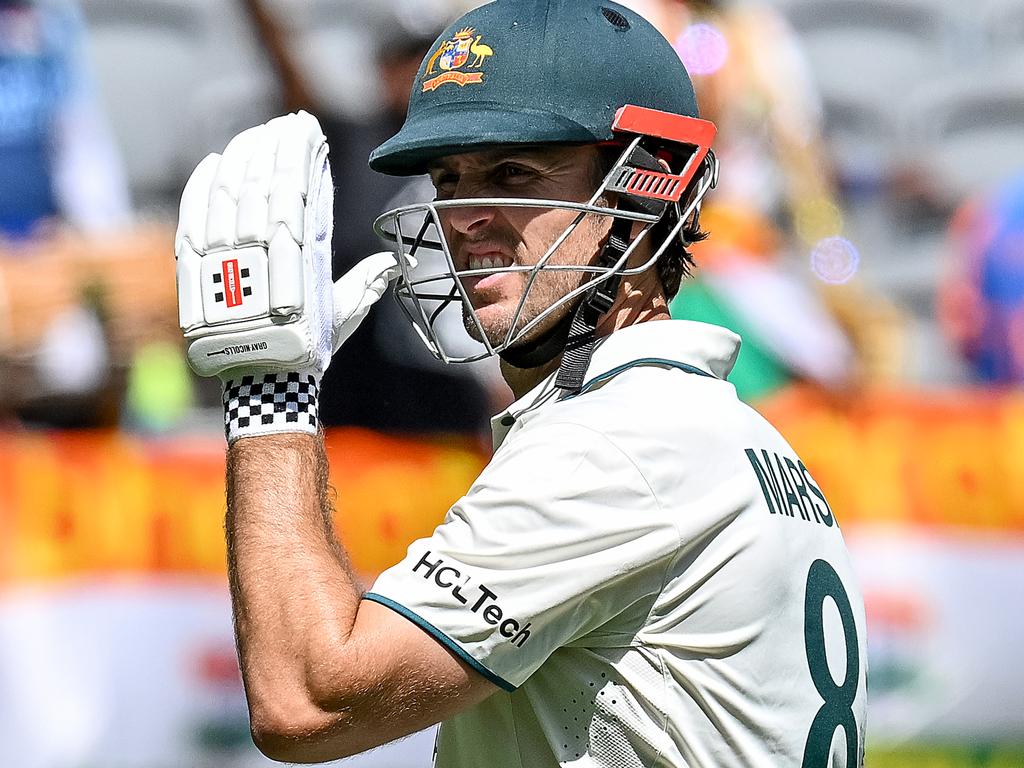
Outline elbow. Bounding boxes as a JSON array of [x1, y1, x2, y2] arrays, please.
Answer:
[[242, 644, 381, 761], [249, 702, 324, 763], [252, 726, 314, 763], [248, 695, 361, 763]]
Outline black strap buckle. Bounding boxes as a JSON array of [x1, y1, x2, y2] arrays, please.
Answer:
[[587, 279, 619, 315]]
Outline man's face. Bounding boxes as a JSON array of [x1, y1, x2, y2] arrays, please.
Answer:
[[428, 144, 611, 348]]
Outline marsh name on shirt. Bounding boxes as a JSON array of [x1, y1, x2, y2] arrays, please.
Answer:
[[745, 448, 835, 527], [412, 550, 532, 647]]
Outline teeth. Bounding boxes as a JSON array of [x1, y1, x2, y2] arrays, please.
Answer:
[[468, 256, 511, 272]]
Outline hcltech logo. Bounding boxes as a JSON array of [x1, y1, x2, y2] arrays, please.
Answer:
[[412, 550, 532, 647]]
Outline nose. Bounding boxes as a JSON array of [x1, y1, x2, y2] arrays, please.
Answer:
[[443, 200, 497, 236], [441, 171, 503, 236]]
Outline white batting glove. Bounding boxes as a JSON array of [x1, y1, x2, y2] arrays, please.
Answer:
[[174, 111, 401, 443]]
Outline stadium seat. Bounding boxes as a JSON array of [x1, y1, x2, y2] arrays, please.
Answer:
[[820, 94, 902, 194], [901, 72, 1024, 205], [257, 0, 382, 120], [985, 0, 1024, 69], [80, 0, 281, 214], [295, 22, 383, 120], [260, 0, 451, 119], [780, 0, 960, 109]]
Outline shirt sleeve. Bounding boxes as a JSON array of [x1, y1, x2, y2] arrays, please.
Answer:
[[364, 422, 680, 691]]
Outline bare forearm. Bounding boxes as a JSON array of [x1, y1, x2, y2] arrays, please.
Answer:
[[225, 432, 362, 730], [175, 110, 488, 763]]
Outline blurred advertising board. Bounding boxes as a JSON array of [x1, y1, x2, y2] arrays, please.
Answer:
[[0, 429, 486, 583], [0, 428, 483, 768], [1, 390, 1023, 766], [759, 388, 1024, 761]]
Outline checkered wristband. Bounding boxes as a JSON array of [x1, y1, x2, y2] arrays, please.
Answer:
[[222, 372, 319, 443]]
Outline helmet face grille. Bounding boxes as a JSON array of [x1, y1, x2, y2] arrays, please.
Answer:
[[371, 136, 720, 367], [601, 7, 631, 30]]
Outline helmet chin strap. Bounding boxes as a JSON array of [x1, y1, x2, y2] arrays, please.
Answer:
[[497, 309, 575, 370], [554, 217, 634, 393], [496, 217, 634, 382]]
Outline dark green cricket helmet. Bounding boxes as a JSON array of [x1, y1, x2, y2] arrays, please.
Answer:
[[369, 0, 701, 176]]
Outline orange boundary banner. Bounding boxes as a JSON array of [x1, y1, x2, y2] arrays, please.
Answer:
[[758, 386, 1024, 533], [3, 387, 1024, 584], [0, 429, 485, 585]]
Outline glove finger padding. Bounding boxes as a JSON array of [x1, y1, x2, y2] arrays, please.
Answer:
[[176, 153, 220, 333], [305, 143, 334, 372], [175, 111, 333, 381], [331, 251, 404, 354], [174, 112, 406, 443], [174, 112, 402, 443]]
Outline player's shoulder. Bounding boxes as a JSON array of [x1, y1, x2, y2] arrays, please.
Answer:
[[511, 348, 800, 505], [539, 353, 768, 450], [496, 319, 794, 485], [546, 319, 754, 431]]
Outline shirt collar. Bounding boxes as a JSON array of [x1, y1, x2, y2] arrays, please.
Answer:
[[490, 320, 741, 448]]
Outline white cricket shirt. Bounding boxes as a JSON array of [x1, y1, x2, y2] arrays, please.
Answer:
[[366, 320, 867, 767]]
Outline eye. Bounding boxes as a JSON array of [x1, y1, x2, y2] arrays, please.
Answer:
[[498, 163, 533, 181], [432, 172, 458, 198]]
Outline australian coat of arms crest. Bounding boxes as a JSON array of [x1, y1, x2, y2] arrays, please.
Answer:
[[422, 28, 494, 92]]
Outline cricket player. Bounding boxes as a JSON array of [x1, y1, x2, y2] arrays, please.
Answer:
[[173, 1, 867, 765]]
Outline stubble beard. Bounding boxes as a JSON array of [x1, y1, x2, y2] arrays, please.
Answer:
[[462, 266, 584, 349], [457, 208, 612, 350]]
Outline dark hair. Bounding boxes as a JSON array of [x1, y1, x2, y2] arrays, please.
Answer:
[[592, 146, 708, 300]]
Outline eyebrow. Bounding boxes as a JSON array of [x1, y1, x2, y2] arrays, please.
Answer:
[[427, 147, 565, 174]]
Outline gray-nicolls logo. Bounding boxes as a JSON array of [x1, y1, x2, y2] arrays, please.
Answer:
[[207, 341, 269, 358], [213, 259, 252, 306]]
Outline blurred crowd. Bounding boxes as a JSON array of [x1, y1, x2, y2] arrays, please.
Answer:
[[0, 0, 1022, 438]]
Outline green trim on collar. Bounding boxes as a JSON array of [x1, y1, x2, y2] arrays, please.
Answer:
[[564, 357, 716, 400]]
